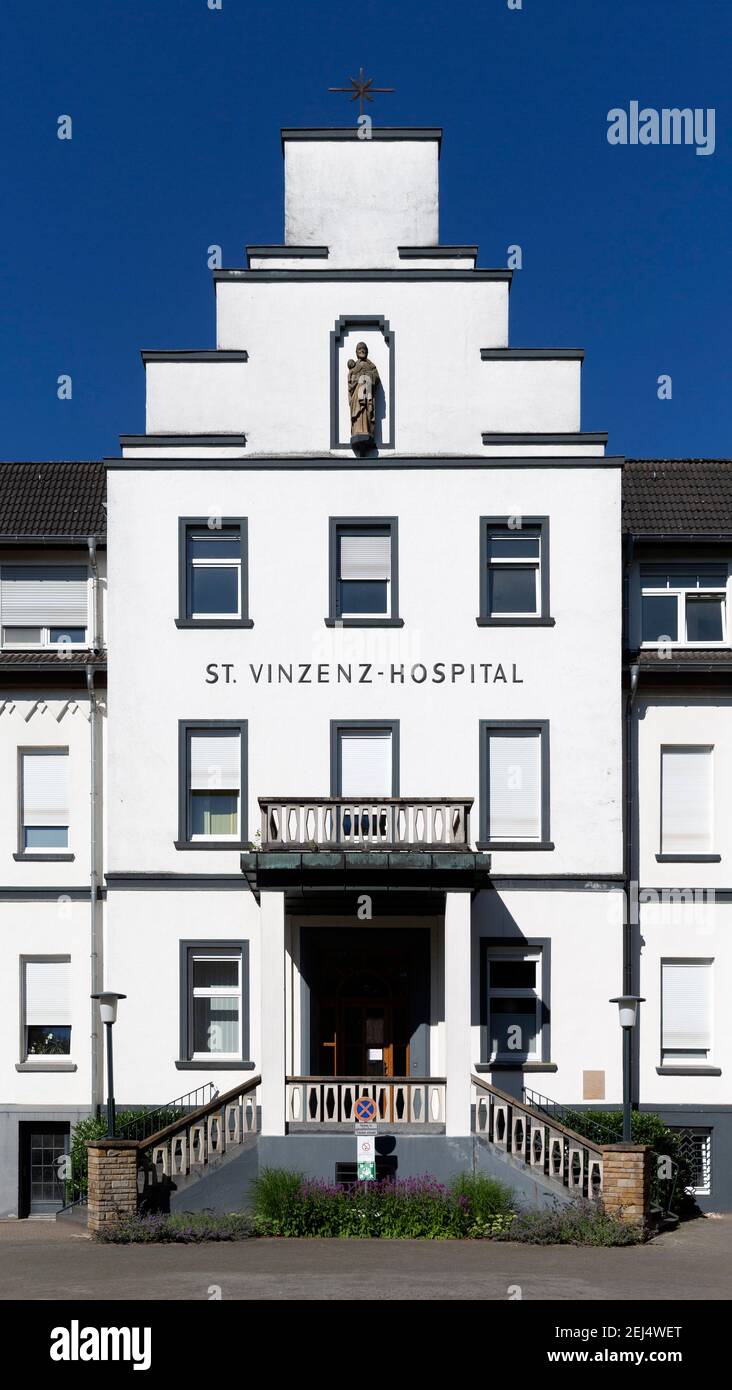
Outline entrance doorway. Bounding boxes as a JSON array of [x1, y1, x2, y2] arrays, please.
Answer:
[[18, 1122, 69, 1217], [300, 927, 431, 1078]]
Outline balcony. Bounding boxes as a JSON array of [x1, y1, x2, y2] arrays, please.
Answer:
[[258, 797, 473, 850]]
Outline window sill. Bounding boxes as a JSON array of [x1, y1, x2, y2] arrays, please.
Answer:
[[655, 1066, 721, 1076], [16, 1061, 77, 1072], [474, 1061, 557, 1073], [175, 840, 247, 852], [175, 618, 253, 629], [325, 618, 404, 628], [655, 854, 721, 863], [13, 853, 75, 862], [175, 1059, 256, 1071], [476, 617, 555, 627], [476, 841, 555, 852]]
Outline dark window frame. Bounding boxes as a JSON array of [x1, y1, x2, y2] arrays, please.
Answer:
[[329, 720, 401, 796], [477, 516, 553, 627], [176, 517, 253, 629], [477, 719, 553, 850], [176, 719, 248, 850], [177, 940, 254, 1070], [18, 953, 75, 1068], [479, 937, 551, 1067], [326, 517, 403, 627]]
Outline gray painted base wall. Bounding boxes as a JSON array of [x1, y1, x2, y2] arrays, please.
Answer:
[[0, 1107, 88, 1219]]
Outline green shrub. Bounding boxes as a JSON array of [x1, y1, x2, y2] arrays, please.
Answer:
[[252, 1169, 516, 1239], [500, 1197, 645, 1246], [68, 1111, 141, 1202], [561, 1110, 696, 1215], [94, 1211, 253, 1244]]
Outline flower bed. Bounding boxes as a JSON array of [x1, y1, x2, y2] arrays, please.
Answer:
[[93, 1211, 253, 1243]]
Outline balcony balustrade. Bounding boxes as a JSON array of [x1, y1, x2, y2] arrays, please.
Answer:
[[259, 797, 472, 851]]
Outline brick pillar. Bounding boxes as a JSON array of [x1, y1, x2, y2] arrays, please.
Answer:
[[600, 1143, 652, 1227], [87, 1139, 139, 1232]]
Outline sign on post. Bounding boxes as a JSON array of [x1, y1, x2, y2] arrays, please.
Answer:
[[354, 1095, 377, 1181]]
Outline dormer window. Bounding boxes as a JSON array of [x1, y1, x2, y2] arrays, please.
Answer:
[[641, 566, 727, 647], [0, 565, 89, 649]]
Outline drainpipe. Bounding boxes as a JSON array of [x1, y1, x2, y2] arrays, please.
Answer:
[[86, 537, 102, 1112], [624, 658, 640, 991]]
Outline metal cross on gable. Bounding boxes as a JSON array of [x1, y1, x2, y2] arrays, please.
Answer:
[[328, 67, 395, 118]]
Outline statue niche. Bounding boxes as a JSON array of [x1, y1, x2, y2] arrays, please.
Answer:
[[347, 341, 381, 454]]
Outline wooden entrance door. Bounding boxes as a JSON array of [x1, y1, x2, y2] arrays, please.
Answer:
[[338, 996, 394, 1077]]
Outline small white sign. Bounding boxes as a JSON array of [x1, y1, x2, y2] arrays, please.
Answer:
[[368, 1048, 383, 1061]]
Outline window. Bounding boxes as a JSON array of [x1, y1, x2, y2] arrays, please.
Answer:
[[19, 749, 70, 854], [331, 722, 398, 796], [641, 566, 728, 646], [670, 1128, 712, 1197], [177, 722, 247, 848], [0, 565, 88, 648], [22, 958, 71, 1060], [177, 519, 251, 627], [659, 746, 714, 859], [661, 960, 712, 1066], [327, 519, 401, 626], [179, 941, 250, 1066], [479, 721, 551, 848], [478, 518, 552, 625], [481, 941, 549, 1065]]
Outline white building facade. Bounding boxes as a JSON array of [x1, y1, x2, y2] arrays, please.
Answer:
[[0, 128, 727, 1216]]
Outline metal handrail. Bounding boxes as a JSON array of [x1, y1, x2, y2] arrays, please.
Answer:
[[117, 1083, 218, 1144], [138, 1075, 261, 1152]]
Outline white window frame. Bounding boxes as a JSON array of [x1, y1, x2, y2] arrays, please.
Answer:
[[640, 566, 729, 649], [336, 526, 392, 621], [187, 527, 242, 621], [486, 527, 541, 619], [486, 946, 542, 1064], [188, 733, 241, 843], [0, 564, 90, 650], [19, 748, 71, 855], [190, 952, 242, 1062], [660, 958, 713, 1067], [21, 955, 72, 1065], [659, 744, 714, 857]]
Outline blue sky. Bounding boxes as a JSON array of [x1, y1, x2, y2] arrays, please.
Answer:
[[0, 0, 729, 460]]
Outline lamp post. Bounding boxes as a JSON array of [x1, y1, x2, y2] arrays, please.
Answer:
[[610, 994, 645, 1142], [91, 991, 126, 1138]]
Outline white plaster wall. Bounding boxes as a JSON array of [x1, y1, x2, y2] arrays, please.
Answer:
[[473, 889, 625, 1104], [636, 698, 732, 889], [145, 362, 249, 435], [638, 897, 730, 1107], [284, 139, 439, 266], [105, 889, 261, 1104], [479, 361, 582, 433], [0, 900, 92, 1106], [106, 463, 622, 878], [209, 278, 511, 454]]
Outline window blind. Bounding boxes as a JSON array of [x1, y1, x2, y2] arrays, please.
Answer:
[[488, 731, 541, 840], [189, 732, 240, 790], [25, 960, 71, 1026], [339, 535, 391, 581], [339, 732, 392, 797], [662, 961, 711, 1051], [23, 752, 69, 827], [1, 566, 88, 625], [661, 747, 713, 854]]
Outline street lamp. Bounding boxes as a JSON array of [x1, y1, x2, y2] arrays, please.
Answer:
[[91, 991, 126, 1137], [610, 994, 645, 1142]]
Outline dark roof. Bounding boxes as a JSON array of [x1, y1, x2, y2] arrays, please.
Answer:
[[0, 649, 107, 670], [0, 462, 106, 540], [623, 459, 732, 536]]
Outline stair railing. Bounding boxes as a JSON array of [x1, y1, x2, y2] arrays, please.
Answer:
[[138, 1075, 260, 1198], [472, 1075, 604, 1200]]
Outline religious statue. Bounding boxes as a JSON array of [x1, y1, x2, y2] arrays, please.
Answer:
[[347, 341, 380, 452]]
